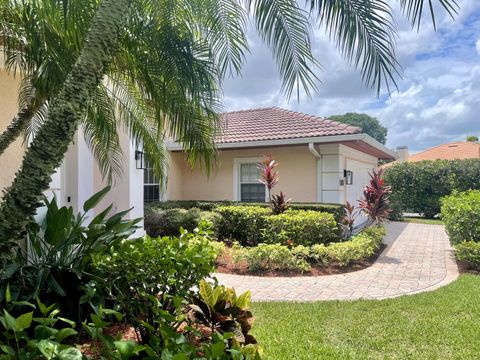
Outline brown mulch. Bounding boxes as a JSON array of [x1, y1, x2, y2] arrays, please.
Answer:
[[216, 243, 386, 277]]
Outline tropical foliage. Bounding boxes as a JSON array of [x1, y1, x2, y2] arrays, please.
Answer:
[[359, 168, 391, 225], [0, 0, 459, 262], [0, 187, 140, 322]]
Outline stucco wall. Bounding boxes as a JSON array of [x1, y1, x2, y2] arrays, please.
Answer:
[[0, 71, 24, 192], [166, 145, 318, 202]]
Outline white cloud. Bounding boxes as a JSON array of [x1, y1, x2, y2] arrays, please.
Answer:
[[222, 1, 480, 152]]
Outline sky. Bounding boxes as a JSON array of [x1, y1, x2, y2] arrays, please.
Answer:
[[221, 1, 480, 153]]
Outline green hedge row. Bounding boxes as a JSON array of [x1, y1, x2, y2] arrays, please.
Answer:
[[384, 159, 480, 218], [441, 190, 480, 270], [215, 206, 340, 246], [146, 200, 344, 222], [230, 225, 385, 272]]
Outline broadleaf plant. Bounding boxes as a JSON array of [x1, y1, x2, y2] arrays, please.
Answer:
[[359, 168, 392, 225]]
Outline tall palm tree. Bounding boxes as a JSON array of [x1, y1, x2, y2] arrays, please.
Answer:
[[0, 0, 459, 263]]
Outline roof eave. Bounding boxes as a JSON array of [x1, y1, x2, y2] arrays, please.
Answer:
[[167, 133, 397, 160]]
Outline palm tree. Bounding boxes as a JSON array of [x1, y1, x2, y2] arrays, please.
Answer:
[[0, 0, 459, 263], [0, 0, 220, 181]]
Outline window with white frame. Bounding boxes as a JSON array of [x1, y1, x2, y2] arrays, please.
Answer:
[[239, 163, 266, 202], [144, 162, 160, 202]]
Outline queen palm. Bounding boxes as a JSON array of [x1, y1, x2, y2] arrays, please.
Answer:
[[0, 0, 458, 262]]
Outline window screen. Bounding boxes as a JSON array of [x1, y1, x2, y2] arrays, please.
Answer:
[[239, 163, 265, 202], [144, 163, 160, 202]]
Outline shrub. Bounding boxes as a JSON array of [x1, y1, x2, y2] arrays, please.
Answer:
[[0, 187, 140, 323], [191, 280, 258, 346], [233, 243, 310, 272], [454, 241, 480, 270], [92, 223, 218, 343], [215, 206, 271, 245], [144, 207, 202, 237], [146, 200, 345, 222], [384, 159, 480, 218], [262, 210, 339, 246], [441, 190, 480, 245], [311, 225, 385, 267], [0, 298, 82, 359], [359, 168, 391, 224]]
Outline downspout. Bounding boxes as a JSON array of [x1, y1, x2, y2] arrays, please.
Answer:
[[308, 143, 322, 202]]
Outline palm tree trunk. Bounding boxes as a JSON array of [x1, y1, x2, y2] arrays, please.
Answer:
[[0, 0, 130, 265], [0, 97, 37, 156]]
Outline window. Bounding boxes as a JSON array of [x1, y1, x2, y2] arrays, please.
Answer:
[[239, 163, 265, 202], [144, 163, 160, 202]]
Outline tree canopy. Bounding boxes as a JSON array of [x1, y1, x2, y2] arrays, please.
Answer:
[[329, 113, 388, 144]]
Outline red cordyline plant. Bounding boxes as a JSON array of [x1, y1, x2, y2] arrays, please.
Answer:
[[340, 201, 358, 239], [358, 168, 392, 225], [258, 155, 279, 197], [258, 155, 290, 214]]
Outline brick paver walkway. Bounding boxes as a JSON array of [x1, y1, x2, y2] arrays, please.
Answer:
[[215, 222, 459, 301]]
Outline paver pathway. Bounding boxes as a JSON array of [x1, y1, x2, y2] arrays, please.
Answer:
[[215, 222, 459, 301]]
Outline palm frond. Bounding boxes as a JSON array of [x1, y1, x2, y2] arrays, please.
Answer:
[[399, 0, 459, 30], [82, 84, 124, 184], [248, 0, 319, 99], [309, 0, 400, 93]]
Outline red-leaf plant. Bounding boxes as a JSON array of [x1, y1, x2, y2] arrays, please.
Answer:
[[340, 201, 358, 239], [358, 168, 392, 225], [258, 156, 291, 214], [257, 155, 279, 199], [271, 191, 292, 215]]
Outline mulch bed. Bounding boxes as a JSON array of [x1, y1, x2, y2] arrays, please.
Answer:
[[216, 243, 387, 277]]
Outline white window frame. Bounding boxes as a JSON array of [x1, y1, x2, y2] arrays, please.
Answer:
[[233, 157, 268, 202], [144, 162, 161, 202]]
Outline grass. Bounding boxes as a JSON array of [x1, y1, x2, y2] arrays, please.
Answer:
[[400, 216, 444, 225], [251, 274, 480, 359]]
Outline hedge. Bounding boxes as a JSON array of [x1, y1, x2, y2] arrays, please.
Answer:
[[146, 200, 344, 222], [215, 206, 340, 246], [144, 207, 221, 237], [229, 225, 385, 272], [310, 225, 385, 267], [441, 190, 480, 245], [262, 210, 339, 246], [215, 206, 271, 246], [383, 159, 480, 218]]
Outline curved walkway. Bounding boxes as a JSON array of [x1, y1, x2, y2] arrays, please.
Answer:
[[215, 222, 459, 301]]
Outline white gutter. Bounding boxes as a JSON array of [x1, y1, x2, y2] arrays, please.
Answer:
[[167, 133, 397, 159], [308, 143, 322, 202]]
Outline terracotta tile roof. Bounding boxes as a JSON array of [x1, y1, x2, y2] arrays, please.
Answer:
[[381, 141, 480, 169], [217, 107, 362, 143], [408, 142, 480, 161]]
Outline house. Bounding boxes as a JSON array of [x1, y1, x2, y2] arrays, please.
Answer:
[[163, 107, 396, 206], [384, 141, 480, 168], [0, 64, 395, 234]]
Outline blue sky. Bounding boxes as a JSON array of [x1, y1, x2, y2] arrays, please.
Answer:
[[222, 1, 480, 153]]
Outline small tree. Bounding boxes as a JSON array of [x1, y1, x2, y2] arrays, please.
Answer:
[[359, 168, 391, 225], [467, 135, 479, 142], [258, 156, 291, 214]]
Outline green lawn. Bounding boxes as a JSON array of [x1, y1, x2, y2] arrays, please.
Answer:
[[400, 216, 444, 225], [251, 275, 480, 359]]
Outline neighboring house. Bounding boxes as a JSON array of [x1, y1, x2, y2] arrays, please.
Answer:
[[164, 107, 396, 206], [384, 141, 480, 168]]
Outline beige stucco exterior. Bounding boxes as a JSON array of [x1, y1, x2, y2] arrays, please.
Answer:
[[166, 143, 378, 205], [0, 71, 24, 192]]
